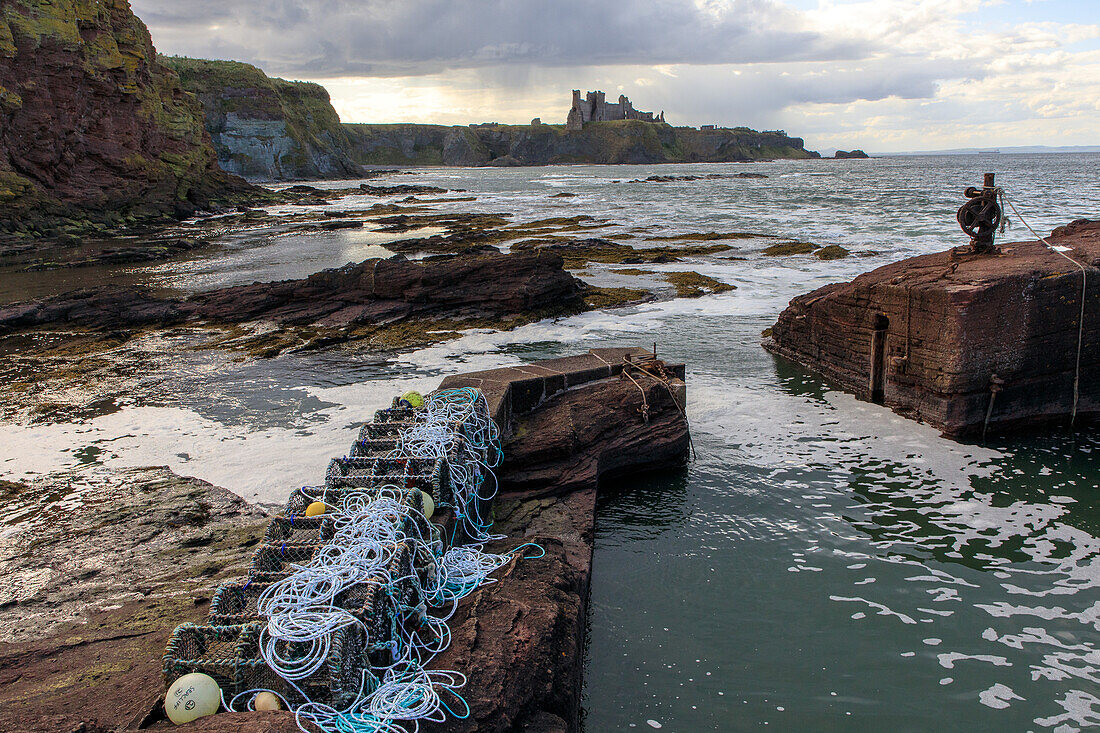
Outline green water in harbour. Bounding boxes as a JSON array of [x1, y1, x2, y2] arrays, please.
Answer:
[[582, 311, 1099, 731]]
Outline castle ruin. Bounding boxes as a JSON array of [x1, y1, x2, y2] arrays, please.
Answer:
[[566, 90, 664, 130]]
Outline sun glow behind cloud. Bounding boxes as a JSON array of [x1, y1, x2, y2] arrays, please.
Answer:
[[133, 0, 1100, 152]]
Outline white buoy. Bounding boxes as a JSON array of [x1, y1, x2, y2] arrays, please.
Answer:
[[421, 491, 435, 520], [165, 672, 221, 724]]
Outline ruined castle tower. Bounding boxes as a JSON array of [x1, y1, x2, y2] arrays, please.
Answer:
[[566, 90, 660, 130]]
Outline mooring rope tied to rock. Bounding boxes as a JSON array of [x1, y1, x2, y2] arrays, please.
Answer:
[[162, 387, 544, 732], [623, 356, 698, 461], [998, 190, 1089, 428]]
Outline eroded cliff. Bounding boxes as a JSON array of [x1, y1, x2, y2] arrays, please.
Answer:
[[162, 56, 362, 182], [0, 0, 251, 239], [347, 120, 818, 166]]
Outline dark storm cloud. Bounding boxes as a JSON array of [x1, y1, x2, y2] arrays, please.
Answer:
[[132, 0, 868, 77]]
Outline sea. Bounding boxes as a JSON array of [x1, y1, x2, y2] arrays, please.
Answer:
[[1, 153, 1098, 731]]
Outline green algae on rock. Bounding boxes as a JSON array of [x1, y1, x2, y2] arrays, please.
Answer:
[[763, 240, 817, 256], [0, 0, 254, 241], [663, 271, 736, 298], [163, 56, 363, 182], [814, 244, 851, 260]]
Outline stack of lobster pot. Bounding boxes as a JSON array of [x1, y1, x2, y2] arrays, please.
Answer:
[[161, 394, 485, 709]]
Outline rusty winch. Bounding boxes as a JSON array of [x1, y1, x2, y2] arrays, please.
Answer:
[[957, 172, 1003, 253]]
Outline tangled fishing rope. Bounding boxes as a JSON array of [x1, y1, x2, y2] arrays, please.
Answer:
[[203, 388, 541, 733], [387, 388, 503, 542]]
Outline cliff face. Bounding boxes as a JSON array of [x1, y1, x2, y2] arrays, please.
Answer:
[[162, 57, 362, 182], [347, 120, 818, 166], [764, 220, 1100, 439], [0, 0, 250, 238]]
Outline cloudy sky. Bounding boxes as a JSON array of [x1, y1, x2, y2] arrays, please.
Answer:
[[131, 0, 1099, 153]]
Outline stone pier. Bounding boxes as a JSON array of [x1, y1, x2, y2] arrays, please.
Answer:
[[765, 219, 1100, 438]]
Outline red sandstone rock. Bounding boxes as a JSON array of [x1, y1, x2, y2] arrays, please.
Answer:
[[765, 220, 1100, 437], [0, 0, 252, 238], [0, 250, 585, 335]]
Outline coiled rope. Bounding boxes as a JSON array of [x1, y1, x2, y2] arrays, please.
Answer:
[[222, 388, 541, 733]]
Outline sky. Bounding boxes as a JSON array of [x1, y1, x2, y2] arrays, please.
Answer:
[[131, 0, 1100, 153]]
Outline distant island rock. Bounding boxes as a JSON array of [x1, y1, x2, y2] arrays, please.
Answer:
[[834, 149, 870, 159]]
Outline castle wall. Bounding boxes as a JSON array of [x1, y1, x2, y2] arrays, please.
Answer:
[[567, 90, 661, 128]]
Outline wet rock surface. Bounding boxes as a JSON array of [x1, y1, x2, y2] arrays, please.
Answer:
[[512, 237, 734, 268], [765, 220, 1100, 437], [625, 172, 768, 182], [0, 250, 586, 336], [0, 467, 269, 733]]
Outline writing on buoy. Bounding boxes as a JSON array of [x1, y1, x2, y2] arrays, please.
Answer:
[[165, 672, 220, 724], [399, 391, 424, 408], [254, 691, 282, 711], [420, 491, 435, 520], [305, 501, 327, 517]]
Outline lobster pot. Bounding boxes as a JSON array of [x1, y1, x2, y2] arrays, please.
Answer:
[[163, 623, 366, 709], [163, 622, 278, 695], [280, 625, 367, 709], [283, 486, 425, 518], [208, 581, 275, 626], [324, 457, 452, 507], [340, 543, 419, 666], [357, 421, 409, 442], [249, 543, 320, 577], [263, 515, 334, 546], [373, 406, 419, 424], [350, 436, 400, 458]]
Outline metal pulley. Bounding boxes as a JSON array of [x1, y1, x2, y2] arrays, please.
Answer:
[[957, 172, 1002, 253]]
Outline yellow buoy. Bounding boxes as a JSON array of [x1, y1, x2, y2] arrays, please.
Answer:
[[420, 492, 435, 520], [304, 501, 327, 517], [253, 691, 282, 711], [165, 672, 221, 724], [401, 391, 424, 408]]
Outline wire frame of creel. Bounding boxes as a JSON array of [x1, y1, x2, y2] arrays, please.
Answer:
[[208, 580, 276, 626], [343, 543, 419, 657], [163, 622, 366, 709], [353, 430, 468, 465], [282, 485, 425, 518], [163, 622, 277, 694], [248, 543, 321, 577], [356, 421, 410, 443], [262, 515, 334, 546], [373, 405, 420, 424], [324, 457, 452, 507], [350, 436, 400, 458]]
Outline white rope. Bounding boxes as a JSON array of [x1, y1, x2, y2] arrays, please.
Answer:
[[998, 190, 1089, 427], [221, 388, 539, 733]]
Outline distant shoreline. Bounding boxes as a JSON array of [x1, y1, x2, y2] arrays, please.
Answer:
[[873, 146, 1100, 156]]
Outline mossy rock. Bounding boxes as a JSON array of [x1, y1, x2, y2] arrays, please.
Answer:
[[763, 241, 817, 256], [814, 244, 850, 260], [663, 271, 736, 298], [584, 286, 652, 309]]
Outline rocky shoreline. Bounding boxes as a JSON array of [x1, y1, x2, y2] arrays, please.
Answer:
[[0, 350, 690, 733]]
